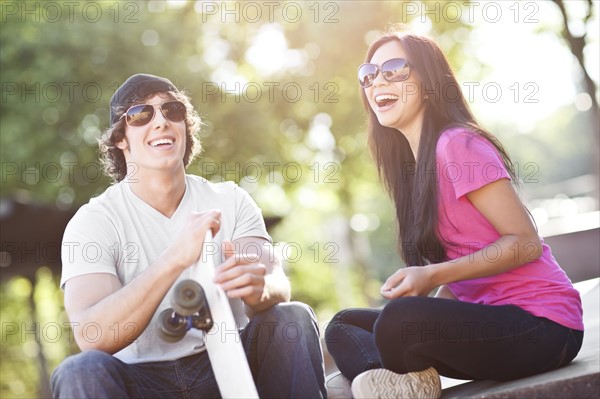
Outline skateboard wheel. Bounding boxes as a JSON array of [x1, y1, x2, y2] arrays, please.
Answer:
[[192, 314, 214, 332], [173, 280, 206, 316], [158, 308, 187, 343]]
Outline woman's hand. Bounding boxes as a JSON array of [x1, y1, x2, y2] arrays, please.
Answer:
[[380, 266, 436, 299]]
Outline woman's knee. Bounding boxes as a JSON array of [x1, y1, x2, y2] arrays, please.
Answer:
[[325, 309, 353, 344], [325, 308, 380, 344], [374, 297, 433, 347]]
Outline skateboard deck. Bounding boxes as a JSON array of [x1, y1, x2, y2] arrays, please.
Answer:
[[160, 232, 259, 398]]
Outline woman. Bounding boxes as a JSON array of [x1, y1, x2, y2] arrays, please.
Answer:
[[324, 30, 584, 399]]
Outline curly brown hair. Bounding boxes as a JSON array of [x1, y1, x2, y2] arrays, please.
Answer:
[[99, 90, 202, 182]]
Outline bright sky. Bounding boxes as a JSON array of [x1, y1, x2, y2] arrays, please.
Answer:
[[408, 1, 599, 133], [196, 1, 599, 133]]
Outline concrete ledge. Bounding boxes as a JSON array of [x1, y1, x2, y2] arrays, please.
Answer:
[[442, 371, 599, 399], [442, 278, 599, 399]]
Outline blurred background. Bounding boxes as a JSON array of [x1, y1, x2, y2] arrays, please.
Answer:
[[1, 0, 598, 397]]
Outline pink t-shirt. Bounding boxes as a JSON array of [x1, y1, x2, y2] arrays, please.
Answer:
[[437, 128, 583, 331]]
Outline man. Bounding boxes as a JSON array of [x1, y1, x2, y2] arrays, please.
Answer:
[[51, 74, 327, 398]]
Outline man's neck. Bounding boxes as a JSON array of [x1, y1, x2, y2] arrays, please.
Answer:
[[127, 169, 186, 218]]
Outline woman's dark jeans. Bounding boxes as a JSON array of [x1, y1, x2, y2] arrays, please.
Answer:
[[325, 297, 583, 381]]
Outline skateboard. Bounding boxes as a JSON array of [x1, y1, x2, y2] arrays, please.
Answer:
[[158, 232, 259, 398]]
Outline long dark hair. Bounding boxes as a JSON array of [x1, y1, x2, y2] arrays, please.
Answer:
[[362, 31, 516, 266]]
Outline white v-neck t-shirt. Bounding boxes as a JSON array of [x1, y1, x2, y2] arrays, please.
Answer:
[[60, 174, 270, 363]]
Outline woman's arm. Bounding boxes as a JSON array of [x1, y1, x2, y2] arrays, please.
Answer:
[[430, 178, 542, 286], [381, 179, 542, 298]]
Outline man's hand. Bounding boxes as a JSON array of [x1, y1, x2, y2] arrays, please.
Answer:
[[213, 241, 267, 307], [165, 210, 222, 271], [380, 266, 436, 299]]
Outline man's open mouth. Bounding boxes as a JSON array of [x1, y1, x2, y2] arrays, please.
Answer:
[[149, 138, 174, 147]]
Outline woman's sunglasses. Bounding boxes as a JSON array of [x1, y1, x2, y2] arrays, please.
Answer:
[[120, 100, 186, 127], [358, 58, 411, 88]]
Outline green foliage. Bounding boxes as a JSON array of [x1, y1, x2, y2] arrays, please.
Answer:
[[1, 270, 74, 398]]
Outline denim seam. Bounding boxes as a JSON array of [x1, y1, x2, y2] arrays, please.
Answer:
[[172, 359, 189, 399]]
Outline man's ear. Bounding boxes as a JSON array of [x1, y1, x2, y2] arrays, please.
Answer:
[[116, 137, 128, 151]]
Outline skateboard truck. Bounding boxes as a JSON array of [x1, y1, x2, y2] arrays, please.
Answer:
[[158, 280, 214, 342], [157, 232, 259, 398]]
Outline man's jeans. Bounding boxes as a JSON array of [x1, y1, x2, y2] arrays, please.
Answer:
[[51, 302, 326, 398]]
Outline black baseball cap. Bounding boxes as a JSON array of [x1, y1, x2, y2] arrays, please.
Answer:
[[110, 73, 179, 126]]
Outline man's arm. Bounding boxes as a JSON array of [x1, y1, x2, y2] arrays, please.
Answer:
[[214, 236, 291, 317], [64, 257, 182, 353], [64, 211, 221, 354]]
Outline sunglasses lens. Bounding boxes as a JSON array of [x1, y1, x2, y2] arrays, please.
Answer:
[[161, 101, 186, 122], [358, 64, 378, 88], [123, 101, 186, 127], [382, 58, 410, 82], [126, 105, 154, 127]]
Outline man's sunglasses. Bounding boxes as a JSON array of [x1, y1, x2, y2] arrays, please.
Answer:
[[358, 58, 411, 88], [120, 100, 186, 127]]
